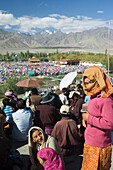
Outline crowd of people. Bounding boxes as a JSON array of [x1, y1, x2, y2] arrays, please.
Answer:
[[0, 61, 87, 83], [0, 66, 113, 170]]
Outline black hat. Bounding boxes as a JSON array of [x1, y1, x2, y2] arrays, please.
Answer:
[[40, 92, 55, 104]]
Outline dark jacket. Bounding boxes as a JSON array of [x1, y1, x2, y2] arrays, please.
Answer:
[[51, 116, 81, 157], [34, 104, 61, 130], [71, 97, 84, 125]]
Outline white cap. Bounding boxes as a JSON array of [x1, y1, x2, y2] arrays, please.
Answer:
[[60, 105, 70, 115]]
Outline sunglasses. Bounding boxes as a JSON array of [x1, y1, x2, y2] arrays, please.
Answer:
[[84, 80, 94, 85]]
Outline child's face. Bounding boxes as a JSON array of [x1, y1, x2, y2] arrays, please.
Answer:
[[37, 155, 45, 166]]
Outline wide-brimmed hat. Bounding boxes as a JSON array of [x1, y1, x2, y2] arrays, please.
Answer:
[[69, 90, 80, 98], [40, 92, 55, 104], [60, 105, 70, 115]]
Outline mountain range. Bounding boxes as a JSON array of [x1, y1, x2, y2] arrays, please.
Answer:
[[0, 27, 113, 54]]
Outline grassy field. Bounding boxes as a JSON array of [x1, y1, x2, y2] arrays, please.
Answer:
[[0, 72, 113, 101], [0, 73, 82, 100]]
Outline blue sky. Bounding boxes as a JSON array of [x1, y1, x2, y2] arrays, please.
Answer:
[[0, 0, 113, 34]]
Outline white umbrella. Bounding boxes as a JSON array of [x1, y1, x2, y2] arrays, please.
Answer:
[[59, 71, 77, 90]]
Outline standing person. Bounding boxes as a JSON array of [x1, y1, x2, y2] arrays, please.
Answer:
[[37, 148, 65, 170], [51, 105, 83, 170], [29, 88, 42, 113], [69, 90, 80, 110], [81, 66, 113, 170], [28, 126, 63, 170], [69, 90, 84, 135], [54, 86, 62, 95], [34, 92, 61, 135], [59, 88, 69, 105]]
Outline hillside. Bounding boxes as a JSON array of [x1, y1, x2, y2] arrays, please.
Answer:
[[0, 27, 113, 54]]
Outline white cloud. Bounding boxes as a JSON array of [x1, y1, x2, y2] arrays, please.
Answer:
[[0, 11, 111, 34], [97, 11, 104, 14], [0, 11, 19, 26]]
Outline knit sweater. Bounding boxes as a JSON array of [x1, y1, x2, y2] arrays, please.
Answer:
[[85, 95, 113, 148]]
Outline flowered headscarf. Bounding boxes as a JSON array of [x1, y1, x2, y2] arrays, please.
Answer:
[[82, 66, 113, 97], [37, 147, 65, 170]]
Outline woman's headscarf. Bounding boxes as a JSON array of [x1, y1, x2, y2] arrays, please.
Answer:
[[28, 126, 46, 148], [82, 66, 113, 97], [28, 127, 47, 170], [4, 89, 18, 101], [37, 148, 65, 170]]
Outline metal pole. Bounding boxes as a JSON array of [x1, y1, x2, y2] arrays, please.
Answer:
[[108, 21, 110, 76]]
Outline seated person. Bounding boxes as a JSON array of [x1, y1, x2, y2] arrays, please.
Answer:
[[37, 148, 65, 170], [28, 126, 63, 170], [4, 90, 18, 110], [0, 113, 13, 170], [11, 99, 33, 142], [2, 98, 15, 123]]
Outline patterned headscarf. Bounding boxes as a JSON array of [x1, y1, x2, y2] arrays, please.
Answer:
[[82, 66, 113, 97], [37, 148, 65, 170]]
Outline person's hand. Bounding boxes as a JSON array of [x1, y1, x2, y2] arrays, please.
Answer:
[[82, 112, 89, 121], [82, 119, 87, 128]]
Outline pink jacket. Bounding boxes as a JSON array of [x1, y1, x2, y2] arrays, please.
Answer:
[[85, 95, 113, 148]]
